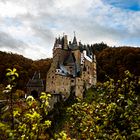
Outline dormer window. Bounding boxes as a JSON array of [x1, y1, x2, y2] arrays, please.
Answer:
[[56, 69, 62, 74]]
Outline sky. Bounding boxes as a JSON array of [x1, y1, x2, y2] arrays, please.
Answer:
[[0, 0, 140, 60]]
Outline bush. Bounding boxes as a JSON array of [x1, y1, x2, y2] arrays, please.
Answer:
[[65, 71, 140, 139], [0, 68, 68, 140]]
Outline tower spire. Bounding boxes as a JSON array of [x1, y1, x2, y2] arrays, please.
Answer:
[[73, 31, 77, 45], [74, 31, 76, 37]]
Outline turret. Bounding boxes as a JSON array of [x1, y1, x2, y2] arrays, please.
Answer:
[[73, 31, 77, 45], [62, 35, 68, 50], [72, 36, 77, 45], [53, 37, 62, 51]]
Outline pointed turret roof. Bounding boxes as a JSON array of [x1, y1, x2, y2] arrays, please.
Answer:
[[32, 71, 40, 79], [27, 72, 43, 87], [72, 36, 77, 45], [69, 33, 79, 50]]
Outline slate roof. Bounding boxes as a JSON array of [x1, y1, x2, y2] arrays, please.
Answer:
[[63, 52, 75, 65], [54, 35, 94, 77], [27, 72, 44, 87]]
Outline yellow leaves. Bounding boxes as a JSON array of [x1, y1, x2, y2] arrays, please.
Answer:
[[6, 68, 19, 81], [3, 84, 13, 93], [18, 124, 27, 132], [40, 92, 51, 99], [108, 103, 117, 109], [95, 116, 100, 121], [89, 110, 93, 114], [54, 131, 67, 140], [124, 70, 132, 78], [96, 125, 100, 132], [44, 120, 51, 127], [26, 96, 34, 102], [26, 96, 35, 106], [32, 124, 37, 130], [13, 110, 20, 117], [40, 92, 51, 108], [26, 111, 40, 121]]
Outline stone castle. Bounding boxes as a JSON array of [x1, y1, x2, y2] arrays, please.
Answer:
[[46, 34, 97, 99]]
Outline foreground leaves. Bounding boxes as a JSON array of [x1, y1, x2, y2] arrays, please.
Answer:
[[65, 71, 140, 139]]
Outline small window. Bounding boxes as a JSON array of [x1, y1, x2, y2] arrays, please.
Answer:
[[71, 79, 74, 83]]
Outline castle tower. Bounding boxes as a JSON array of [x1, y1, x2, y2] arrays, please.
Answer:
[[63, 35, 68, 50], [71, 35, 81, 74], [53, 37, 63, 66]]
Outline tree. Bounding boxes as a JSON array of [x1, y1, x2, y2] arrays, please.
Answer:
[[64, 71, 140, 139], [0, 68, 69, 140]]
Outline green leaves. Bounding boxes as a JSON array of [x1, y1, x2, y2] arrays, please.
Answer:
[[26, 95, 35, 106], [6, 68, 19, 81], [65, 70, 140, 139]]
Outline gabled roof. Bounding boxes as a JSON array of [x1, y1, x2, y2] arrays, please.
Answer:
[[27, 72, 44, 87], [63, 52, 75, 65], [32, 71, 40, 79]]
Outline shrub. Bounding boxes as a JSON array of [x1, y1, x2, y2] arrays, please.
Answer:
[[65, 71, 140, 139]]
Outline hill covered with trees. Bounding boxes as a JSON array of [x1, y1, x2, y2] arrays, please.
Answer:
[[0, 44, 140, 89], [0, 51, 52, 90], [96, 47, 140, 82]]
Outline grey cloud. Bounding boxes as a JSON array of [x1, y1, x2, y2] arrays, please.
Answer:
[[1, 0, 140, 60], [0, 31, 27, 51], [32, 25, 54, 43], [16, 13, 55, 43]]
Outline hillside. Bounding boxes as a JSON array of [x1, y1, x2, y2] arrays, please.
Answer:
[[0, 51, 52, 90], [96, 47, 140, 82], [0, 45, 140, 89]]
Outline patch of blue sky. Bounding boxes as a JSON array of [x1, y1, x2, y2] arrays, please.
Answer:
[[103, 0, 140, 11], [47, 22, 58, 29], [120, 37, 140, 46], [4, 17, 22, 27]]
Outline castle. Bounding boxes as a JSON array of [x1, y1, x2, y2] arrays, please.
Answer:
[[46, 34, 97, 99]]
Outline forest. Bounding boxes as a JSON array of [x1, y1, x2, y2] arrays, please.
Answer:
[[0, 44, 140, 139], [1, 44, 140, 89]]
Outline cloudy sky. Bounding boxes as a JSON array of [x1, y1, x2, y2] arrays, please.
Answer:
[[0, 0, 140, 60]]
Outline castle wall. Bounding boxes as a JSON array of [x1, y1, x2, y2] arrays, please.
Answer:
[[46, 67, 71, 98], [75, 77, 84, 98], [72, 50, 81, 64], [81, 59, 96, 89]]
